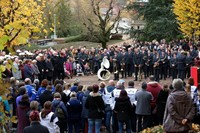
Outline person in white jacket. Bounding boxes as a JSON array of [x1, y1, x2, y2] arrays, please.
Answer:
[[39, 101, 60, 133]]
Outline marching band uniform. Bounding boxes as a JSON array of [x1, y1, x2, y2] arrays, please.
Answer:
[[133, 50, 142, 81], [160, 51, 168, 80], [153, 53, 160, 82], [124, 48, 134, 78], [177, 51, 186, 80], [170, 53, 177, 80]]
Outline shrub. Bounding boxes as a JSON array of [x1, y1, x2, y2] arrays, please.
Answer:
[[110, 34, 123, 40], [65, 34, 87, 43]]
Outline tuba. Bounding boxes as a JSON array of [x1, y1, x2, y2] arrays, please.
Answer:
[[97, 57, 111, 81]]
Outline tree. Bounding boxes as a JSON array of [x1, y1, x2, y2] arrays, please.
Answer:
[[173, 0, 200, 41], [0, 0, 44, 51], [56, 0, 72, 37], [84, 0, 121, 48], [128, 0, 180, 41]]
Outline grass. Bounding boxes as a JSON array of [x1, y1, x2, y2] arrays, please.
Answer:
[[24, 39, 123, 51]]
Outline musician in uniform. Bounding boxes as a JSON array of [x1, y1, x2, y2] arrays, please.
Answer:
[[170, 53, 178, 80], [177, 51, 186, 80], [153, 52, 160, 82], [133, 48, 142, 81], [185, 52, 193, 78], [160, 51, 168, 80], [147, 50, 154, 76], [124, 48, 134, 78], [113, 51, 119, 80], [121, 48, 126, 78]]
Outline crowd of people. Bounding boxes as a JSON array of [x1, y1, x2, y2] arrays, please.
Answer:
[[0, 39, 200, 83], [0, 39, 200, 133]]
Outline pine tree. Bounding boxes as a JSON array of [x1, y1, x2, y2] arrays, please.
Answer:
[[128, 0, 180, 41]]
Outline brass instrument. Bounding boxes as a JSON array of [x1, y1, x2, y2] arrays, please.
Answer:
[[153, 58, 160, 68], [97, 57, 111, 81]]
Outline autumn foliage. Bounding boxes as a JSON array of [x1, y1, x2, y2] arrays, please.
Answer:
[[0, 0, 45, 51], [173, 0, 200, 40]]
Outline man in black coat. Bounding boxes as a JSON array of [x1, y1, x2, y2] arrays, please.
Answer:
[[36, 54, 48, 82], [124, 48, 134, 78], [23, 111, 49, 133], [177, 51, 186, 80], [133, 48, 142, 81]]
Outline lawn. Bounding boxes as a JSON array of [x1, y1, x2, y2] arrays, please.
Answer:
[[24, 40, 124, 50]]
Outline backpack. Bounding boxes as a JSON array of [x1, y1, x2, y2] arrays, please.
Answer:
[[55, 102, 65, 120]]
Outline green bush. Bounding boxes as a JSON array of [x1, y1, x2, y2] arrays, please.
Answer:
[[65, 34, 87, 43]]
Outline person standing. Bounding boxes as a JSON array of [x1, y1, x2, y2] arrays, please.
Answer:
[[12, 57, 22, 80], [17, 94, 30, 133], [125, 81, 138, 132], [85, 84, 105, 133], [23, 111, 50, 133], [177, 51, 186, 80], [163, 79, 195, 133], [135, 82, 153, 132], [66, 92, 82, 133], [133, 48, 142, 81]]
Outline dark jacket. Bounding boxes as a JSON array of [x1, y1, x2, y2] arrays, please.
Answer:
[[156, 89, 169, 119], [67, 97, 82, 120], [85, 92, 105, 119], [81, 90, 90, 118], [176, 54, 186, 70], [24, 64, 34, 81], [23, 121, 50, 133], [39, 90, 54, 107], [17, 101, 30, 133], [163, 90, 195, 132], [114, 97, 133, 121]]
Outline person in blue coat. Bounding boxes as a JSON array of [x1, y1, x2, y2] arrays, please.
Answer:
[[66, 92, 82, 133]]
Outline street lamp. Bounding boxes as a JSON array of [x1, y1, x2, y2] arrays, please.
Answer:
[[54, 14, 57, 39]]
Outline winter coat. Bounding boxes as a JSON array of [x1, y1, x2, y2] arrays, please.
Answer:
[[85, 92, 105, 119], [39, 112, 60, 133], [147, 82, 162, 109], [23, 121, 50, 133], [31, 64, 40, 76], [25, 85, 37, 101], [39, 90, 54, 108], [66, 97, 82, 120], [24, 64, 34, 81], [81, 90, 90, 118], [12, 62, 22, 80], [114, 97, 133, 122], [135, 89, 153, 115], [156, 89, 169, 119], [52, 99, 67, 119], [17, 101, 30, 133], [163, 90, 195, 132]]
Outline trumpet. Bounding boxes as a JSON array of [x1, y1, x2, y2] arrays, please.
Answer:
[[153, 59, 160, 68]]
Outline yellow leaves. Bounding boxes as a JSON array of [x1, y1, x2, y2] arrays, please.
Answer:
[[0, 65, 6, 72], [0, 0, 44, 50], [173, 0, 200, 40]]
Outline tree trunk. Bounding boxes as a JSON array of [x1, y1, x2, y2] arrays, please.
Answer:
[[101, 41, 107, 49]]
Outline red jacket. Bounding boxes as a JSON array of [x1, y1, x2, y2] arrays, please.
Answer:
[[147, 81, 162, 109]]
